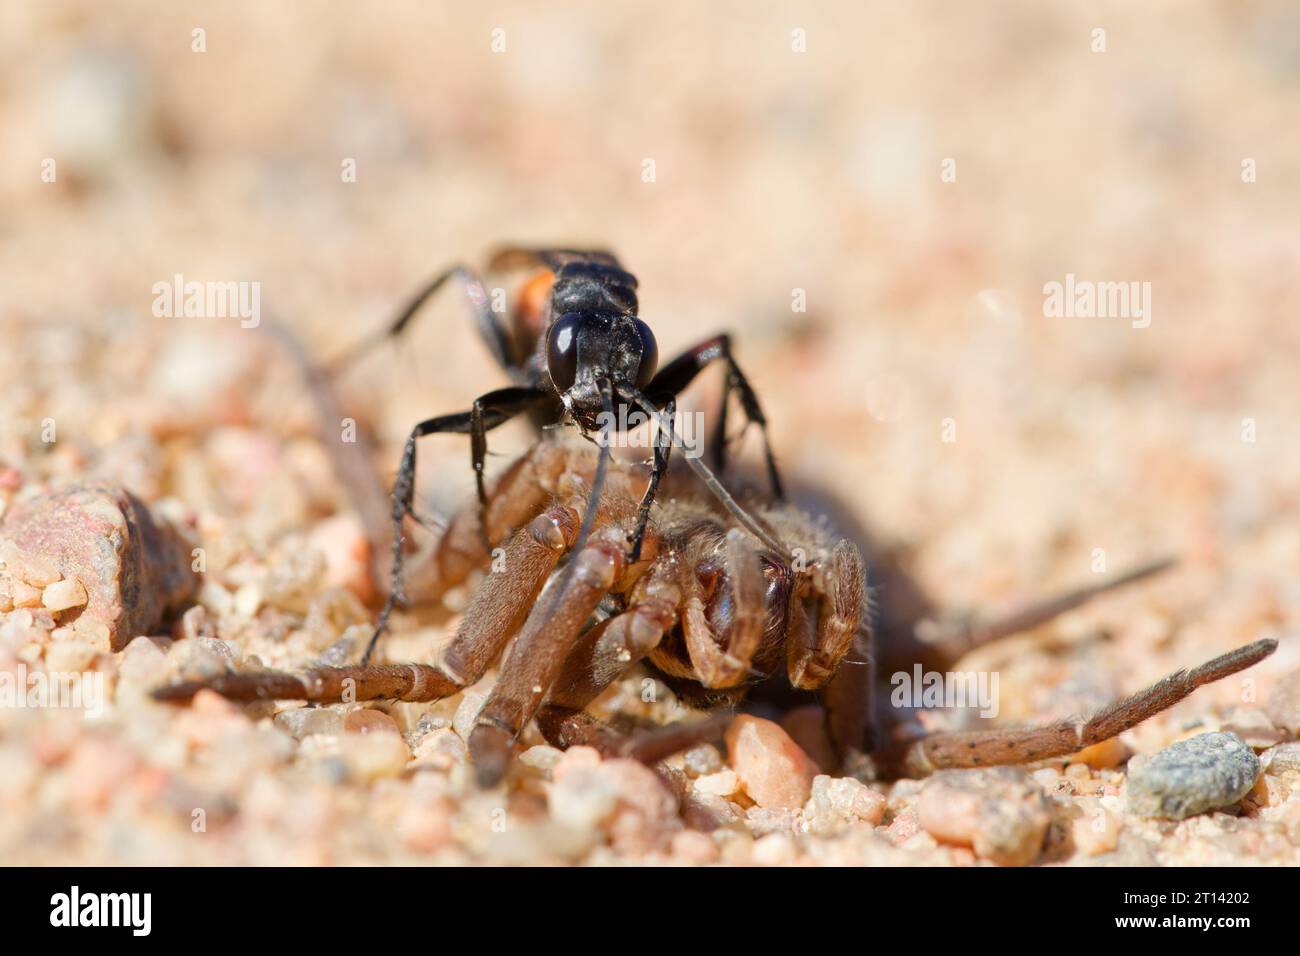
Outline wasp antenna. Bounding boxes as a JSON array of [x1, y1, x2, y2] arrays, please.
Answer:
[[623, 385, 790, 559]]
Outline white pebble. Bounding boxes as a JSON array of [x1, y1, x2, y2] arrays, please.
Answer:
[[693, 769, 740, 797], [452, 691, 486, 742], [42, 578, 88, 611], [233, 583, 263, 618]]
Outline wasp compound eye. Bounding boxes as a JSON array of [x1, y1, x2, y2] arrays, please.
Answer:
[[546, 312, 583, 392], [632, 318, 658, 388]]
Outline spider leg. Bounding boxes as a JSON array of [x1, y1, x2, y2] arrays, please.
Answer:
[[532, 534, 734, 766], [787, 539, 866, 690], [154, 499, 586, 706], [772, 537, 871, 772], [682, 529, 766, 689], [538, 707, 732, 765], [535, 592, 677, 754], [892, 638, 1277, 777], [468, 534, 628, 787], [918, 556, 1176, 670], [819, 627, 878, 772], [537, 527, 744, 760], [646, 333, 783, 499], [151, 664, 461, 705], [404, 436, 569, 605]]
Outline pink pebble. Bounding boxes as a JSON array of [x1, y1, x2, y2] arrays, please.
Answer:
[[344, 708, 400, 736], [725, 715, 819, 810], [553, 745, 603, 782]]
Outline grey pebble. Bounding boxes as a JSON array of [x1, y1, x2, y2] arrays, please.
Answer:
[[316, 635, 355, 667], [274, 706, 344, 740], [1126, 732, 1260, 820]]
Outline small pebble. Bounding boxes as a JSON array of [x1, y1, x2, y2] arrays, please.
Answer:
[[452, 691, 486, 742], [552, 745, 602, 782], [44, 639, 97, 673], [671, 829, 720, 864], [11, 581, 42, 609], [234, 584, 263, 618], [274, 706, 344, 740], [396, 798, 454, 854], [682, 792, 743, 831], [682, 743, 723, 777], [1126, 731, 1260, 820], [1261, 742, 1300, 776], [780, 704, 836, 771], [178, 605, 216, 642], [410, 728, 467, 771], [885, 808, 921, 845], [173, 689, 252, 748], [519, 745, 565, 775], [0, 541, 61, 586], [549, 759, 678, 854], [693, 769, 740, 797], [745, 806, 801, 836], [340, 729, 410, 782], [1072, 804, 1121, 856], [1266, 670, 1300, 736], [308, 514, 374, 603], [0, 484, 197, 650], [549, 768, 620, 831], [1069, 736, 1128, 769], [752, 832, 797, 866], [917, 767, 1051, 867], [42, 578, 88, 612], [803, 774, 886, 835], [117, 635, 170, 687], [725, 715, 819, 810], [1221, 707, 1287, 749], [344, 708, 400, 736]]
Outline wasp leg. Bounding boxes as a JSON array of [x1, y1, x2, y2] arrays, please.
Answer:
[[328, 264, 520, 376], [628, 397, 674, 563], [646, 333, 782, 499], [364, 386, 549, 665]]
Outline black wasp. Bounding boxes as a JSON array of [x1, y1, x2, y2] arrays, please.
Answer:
[[332, 247, 787, 663]]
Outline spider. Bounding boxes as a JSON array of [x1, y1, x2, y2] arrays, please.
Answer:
[[154, 435, 1276, 788]]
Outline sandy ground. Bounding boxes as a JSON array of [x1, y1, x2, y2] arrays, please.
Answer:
[[2, 1, 1300, 865]]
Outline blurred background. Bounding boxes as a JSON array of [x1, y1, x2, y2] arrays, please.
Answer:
[[3, 1, 1299, 582], [1, 1, 1299, 862]]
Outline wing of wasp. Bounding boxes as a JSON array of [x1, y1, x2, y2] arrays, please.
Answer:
[[486, 246, 624, 274]]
